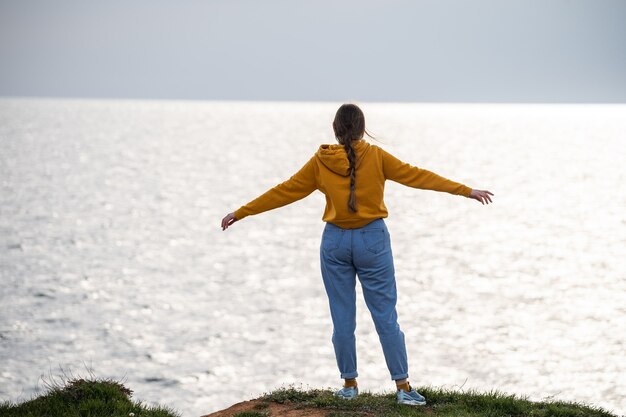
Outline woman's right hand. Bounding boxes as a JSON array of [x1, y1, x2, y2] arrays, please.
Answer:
[[469, 189, 494, 205]]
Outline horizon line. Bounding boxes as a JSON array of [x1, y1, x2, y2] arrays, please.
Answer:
[[1, 95, 625, 106]]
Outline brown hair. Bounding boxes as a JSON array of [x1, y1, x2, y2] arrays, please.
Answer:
[[332, 103, 375, 213]]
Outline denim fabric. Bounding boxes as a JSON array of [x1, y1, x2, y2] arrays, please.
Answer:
[[320, 218, 409, 381]]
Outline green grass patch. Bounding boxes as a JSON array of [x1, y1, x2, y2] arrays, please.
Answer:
[[1, 375, 618, 417], [252, 401, 270, 410], [232, 411, 269, 417], [0, 377, 180, 417], [259, 386, 618, 417]]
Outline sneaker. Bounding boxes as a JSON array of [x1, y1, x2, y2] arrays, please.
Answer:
[[334, 385, 359, 400], [396, 385, 426, 406]]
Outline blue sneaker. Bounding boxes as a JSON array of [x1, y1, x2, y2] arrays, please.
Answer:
[[397, 385, 426, 406], [334, 385, 359, 400]]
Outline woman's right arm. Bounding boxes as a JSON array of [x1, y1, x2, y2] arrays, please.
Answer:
[[381, 148, 473, 197]]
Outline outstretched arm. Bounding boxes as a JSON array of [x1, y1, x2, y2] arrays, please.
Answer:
[[380, 148, 494, 204], [221, 156, 318, 230], [381, 148, 473, 196]]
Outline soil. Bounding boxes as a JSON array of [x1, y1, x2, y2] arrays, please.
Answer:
[[200, 398, 375, 417]]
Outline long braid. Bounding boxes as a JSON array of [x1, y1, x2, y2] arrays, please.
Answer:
[[333, 103, 370, 213], [344, 140, 358, 212]]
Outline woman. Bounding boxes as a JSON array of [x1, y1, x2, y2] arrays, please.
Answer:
[[221, 103, 494, 406]]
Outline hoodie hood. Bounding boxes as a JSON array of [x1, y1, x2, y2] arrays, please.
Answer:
[[315, 139, 372, 176]]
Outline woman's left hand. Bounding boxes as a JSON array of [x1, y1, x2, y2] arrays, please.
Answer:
[[221, 212, 238, 231]]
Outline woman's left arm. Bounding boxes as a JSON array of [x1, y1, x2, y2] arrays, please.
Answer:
[[221, 156, 318, 230]]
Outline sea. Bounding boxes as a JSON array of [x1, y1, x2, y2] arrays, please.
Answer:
[[0, 98, 624, 416]]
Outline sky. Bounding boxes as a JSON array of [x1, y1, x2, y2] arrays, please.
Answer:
[[0, 0, 624, 102]]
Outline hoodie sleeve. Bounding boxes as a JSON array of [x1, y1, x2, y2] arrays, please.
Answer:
[[381, 148, 472, 197], [234, 156, 318, 220]]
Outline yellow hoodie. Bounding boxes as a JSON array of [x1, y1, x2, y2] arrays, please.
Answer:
[[234, 139, 472, 229]]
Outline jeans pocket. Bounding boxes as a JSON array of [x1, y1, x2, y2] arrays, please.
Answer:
[[321, 229, 342, 251], [362, 228, 386, 254]]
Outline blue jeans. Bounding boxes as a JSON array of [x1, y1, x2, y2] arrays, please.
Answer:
[[320, 218, 409, 381]]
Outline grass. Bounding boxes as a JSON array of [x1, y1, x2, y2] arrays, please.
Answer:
[[232, 412, 269, 417], [0, 377, 181, 417], [0, 375, 619, 417], [258, 386, 620, 417]]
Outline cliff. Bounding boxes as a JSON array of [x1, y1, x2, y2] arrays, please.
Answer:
[[201, 386, 619, 417]]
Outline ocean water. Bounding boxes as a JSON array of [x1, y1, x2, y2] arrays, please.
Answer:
[[0, 98, 624, 416]]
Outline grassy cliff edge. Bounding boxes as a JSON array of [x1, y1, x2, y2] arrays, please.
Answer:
[[205, 386, 619, 417], [0, 378, 180, 417], [0, 379, 620, 417]]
